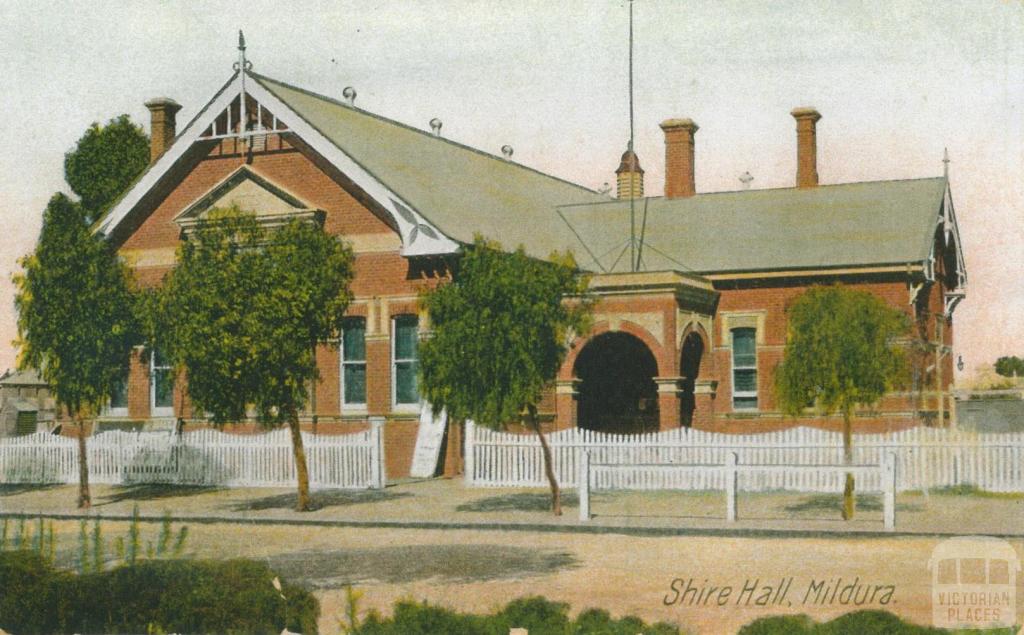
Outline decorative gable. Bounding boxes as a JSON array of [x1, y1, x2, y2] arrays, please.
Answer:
[[174, 165, 324, 235]]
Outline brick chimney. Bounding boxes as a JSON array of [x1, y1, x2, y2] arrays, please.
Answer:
[[791, 107, 821, 188], [615, 144, 644, 199], [144, 97, 183, 164], [660, 118, 698, 198]]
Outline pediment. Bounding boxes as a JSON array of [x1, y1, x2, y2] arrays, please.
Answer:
[[175, 165, 323, 233]]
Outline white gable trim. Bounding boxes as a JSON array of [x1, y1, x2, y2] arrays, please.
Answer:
[[96, 73, 242, 237], [941, 182, 967, 289], [97, 72, 459, 258], [174, 164, 312, 222]]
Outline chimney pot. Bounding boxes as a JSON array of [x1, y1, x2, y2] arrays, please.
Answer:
[[791, 107, 821, 188], [145, 97, 183, 165], [660, 118, 699, 198]]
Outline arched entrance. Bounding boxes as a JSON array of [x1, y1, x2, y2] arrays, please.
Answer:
[[574, 331, 659, 434], [679, 331, 704, 427]]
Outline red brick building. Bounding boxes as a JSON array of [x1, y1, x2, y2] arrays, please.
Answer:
[[96, 65, 966, 477]]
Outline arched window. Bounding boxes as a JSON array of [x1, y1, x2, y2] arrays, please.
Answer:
[[340, 317, 366, 409], [731, 328, 757, 411]]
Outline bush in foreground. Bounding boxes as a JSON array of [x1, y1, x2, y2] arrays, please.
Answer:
[[738, 610, 1016, 635], [0, 551, 318, 634], [348, 595, 679, 634]]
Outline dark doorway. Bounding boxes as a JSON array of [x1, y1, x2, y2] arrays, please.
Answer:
[[679, 331, 704, 427], [574, 332, 659, 434]]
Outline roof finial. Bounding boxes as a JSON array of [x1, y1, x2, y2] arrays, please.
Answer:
[[739, 171, 754, 190], [942, 147, 950, 178], [233, 30, 253, 73]]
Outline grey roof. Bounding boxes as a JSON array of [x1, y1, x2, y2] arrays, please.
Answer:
[[249, 75, 947, 275], [557, 178, 948, 274], [0, 369, 46, 387], [252, 74, 609, 264]]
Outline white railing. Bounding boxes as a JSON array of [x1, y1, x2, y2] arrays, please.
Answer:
[[578, 451, 899, 529], [0, 419, 385, 490], [465, 422, 1024, 493]]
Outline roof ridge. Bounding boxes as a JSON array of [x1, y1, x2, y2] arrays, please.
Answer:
[[555, 175, 946, 209], [249, 72, 601, 197]]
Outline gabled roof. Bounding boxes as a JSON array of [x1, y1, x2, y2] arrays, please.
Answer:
[[557, 178, 950, 275], [98, 70, 959, 280], [0, 369, 46, 386], [250, 74, 609, 258]]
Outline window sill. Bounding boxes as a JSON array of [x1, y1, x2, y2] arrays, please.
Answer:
[[391, 403, 420, 416]]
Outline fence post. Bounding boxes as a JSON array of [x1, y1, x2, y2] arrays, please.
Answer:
[[464, 419, 476, 486], [883, 452, 897, 531], [725, 452, 738, 522], [578, 451, 590, 521], [369, 417, 386, 489]]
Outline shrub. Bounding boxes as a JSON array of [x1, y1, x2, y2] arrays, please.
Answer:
[[0, 552, 319, 634], [571, 607, 679, 635], [738, 609, 1012, 634], [738, 614, 816, 635], [817, 609, 945, 634], [0, 550, 63, 634], [349, 595, 680, 635], [494, 596, 570, 635]]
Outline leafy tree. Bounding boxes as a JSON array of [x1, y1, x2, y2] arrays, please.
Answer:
[[994, 355, 1024, 378], [64, 114, 149, 220], [774, 285, 909, 520], [150, 208, 354, 511], [419, 237, 592, 515], [14, 194, 140, 508]]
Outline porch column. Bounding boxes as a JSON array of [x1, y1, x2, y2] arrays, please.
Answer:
[[555, 378, 580, 430], [692, 379, 718, 428], [655, 377, 683, 430]]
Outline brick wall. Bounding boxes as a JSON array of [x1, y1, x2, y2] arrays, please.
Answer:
[[114, 136, 450, 477]]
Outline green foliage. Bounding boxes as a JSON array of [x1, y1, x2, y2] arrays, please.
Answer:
[[92, 518, 104, 571], [775, 285, 910, 419], [737, 609, 1015, 634], [172, 525, 189, 558], [46, 521, 56, 565], [14, 518, 26, 550], [78, 519, 89, 573], [418, 236, 592, 428], [0, 550, 64, 634], [128, 504, 141, 566], [63, 114, 149, 219], [149, 207, 355, 426], [156, 511, 172, 556], [0, 551, 319, 635], [351, 595, 679, 635], [994, 355, 1024, 378], [339, 584, 365, 634], [14, 193, 141, 419]]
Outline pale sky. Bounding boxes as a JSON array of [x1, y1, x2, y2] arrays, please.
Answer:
[[0, 1, 1021, 380]]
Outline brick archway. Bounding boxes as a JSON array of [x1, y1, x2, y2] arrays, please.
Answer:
[[569, 327, 662, 434], [560, 320, 665, 381], [678, 322, 714, 428]]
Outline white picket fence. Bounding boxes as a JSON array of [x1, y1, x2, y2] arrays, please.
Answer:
[[0, 421, 385, 489], [464, 422, 1024, 493]]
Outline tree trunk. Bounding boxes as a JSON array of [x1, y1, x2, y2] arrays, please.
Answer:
[[527, 404, 561, 516], [75, 412, 91, 509], [287, 409, 312, 512], [842, 410, 855, 520]]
